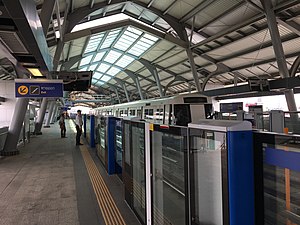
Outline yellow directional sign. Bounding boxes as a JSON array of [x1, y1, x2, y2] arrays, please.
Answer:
[[18, 85, 28, 95]]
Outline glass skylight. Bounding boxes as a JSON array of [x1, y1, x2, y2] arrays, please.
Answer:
[[92, 78, 98, 84], [79, 66, 88, 71], [96, 63, 110, 73], [79, 55, 93, 66], [104, 50, 122, 64], [100, 29, 121, 49], [76, 17, 160, 85], [115, 55, 135, 68], [88, 64, 98, 71], [93, 52, 105, 62], [93, 72, 102, 79], [84, 33, 104, 54], [101, 75, 111, 82], [106, 67, 120, 76]]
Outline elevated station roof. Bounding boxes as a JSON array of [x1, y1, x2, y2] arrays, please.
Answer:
[[0, 0, 300, 107]]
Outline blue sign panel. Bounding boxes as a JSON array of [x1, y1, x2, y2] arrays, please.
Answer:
[[15, 79, 63, 98], [265, 147, 300, 172]]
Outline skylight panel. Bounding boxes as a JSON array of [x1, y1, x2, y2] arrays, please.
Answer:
[[96, 80, 105, 86], [100, 29, 121, 49], [106, 67, 120, 76], [93, 52, 105, 62], [127, 34, 158, 57], [97, 63, 110, 73], [92, 78, 98, 84], [79, 55, 93, 66], [84, 34, 104, 53], [79, 66, 88, 71], [104, 50, 122, 64], [93, 72, 102, 79], [144, 33, 159, 42], [101, 75, 111, 82], [140, 37, 155, 45], [124, 30, 139, 39], [128, 47, 145, 56], [89, 64, 98, 71], [127, 27, 143, 35], [115, 55, 135, 68]]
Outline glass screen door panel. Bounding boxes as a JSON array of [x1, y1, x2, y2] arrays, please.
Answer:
[[189, 129, 227, 225], [151, 126, 188, 225]]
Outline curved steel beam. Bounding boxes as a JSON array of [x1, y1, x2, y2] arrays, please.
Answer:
[[290, 55, 300, 77], [201, 63, 230, 92], [124, 70, 144, 100], [163, 76, 186, 96]]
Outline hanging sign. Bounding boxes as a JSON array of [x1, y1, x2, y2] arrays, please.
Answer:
[[15, 79, 63, 98]]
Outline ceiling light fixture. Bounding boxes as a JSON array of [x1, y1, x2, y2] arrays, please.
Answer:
[[27, 68, 43, 76]]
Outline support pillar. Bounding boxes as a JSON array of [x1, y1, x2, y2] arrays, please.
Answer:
[[2, 98, 29, 155], [34, 98, 48, 135], [125, 70, 144, 100], [44, 101, 54, 127], [50, 105, 58, 124], [260, 0, 297, 112], [139, 59, 164, 97], [123, 83, 130, 102], [114, 88, 120, 103], [186, 49, 201, 92]]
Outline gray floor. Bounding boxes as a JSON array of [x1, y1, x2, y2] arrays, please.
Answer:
[[0, 121, 140, 225]]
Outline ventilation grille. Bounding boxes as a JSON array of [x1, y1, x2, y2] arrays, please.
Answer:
[[0, 31, 28, 54]]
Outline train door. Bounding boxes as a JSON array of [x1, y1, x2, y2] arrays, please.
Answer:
[[173, 104, 191, 126], [137, 107, 142, 119], [190, 104, 205, 122], [154, 107, 163, 124], [163, 104, 170, 125]]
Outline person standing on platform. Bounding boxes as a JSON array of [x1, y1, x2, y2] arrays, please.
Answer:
[[75, 110, 83, 145], [59, 112, 66, 138]]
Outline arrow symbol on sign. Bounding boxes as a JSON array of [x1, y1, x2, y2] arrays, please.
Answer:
[[31, 87, 39, 94], [20, 87, 27, 93]]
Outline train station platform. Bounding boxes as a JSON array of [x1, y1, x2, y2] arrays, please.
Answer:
[[0, 120, 140, 225]]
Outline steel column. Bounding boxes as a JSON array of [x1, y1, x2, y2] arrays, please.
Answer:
[[34, 98, 48, 134], [140, 59, 163, 97], [186, 49, 201, 92], [51, 104, 58, 124], [40, 0, 56, 36], [261, 0, 297, 111], [44, 101, 55, 127], [3, 98, 29, 155], [115, 89, 120, 103], [122, 83, 130, 102], [124, 70, 144, 100]]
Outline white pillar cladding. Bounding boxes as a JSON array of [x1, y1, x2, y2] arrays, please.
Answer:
[[3, 98, 29, 155], [44, 101, 55, 127], [34, 98, 48, 134]]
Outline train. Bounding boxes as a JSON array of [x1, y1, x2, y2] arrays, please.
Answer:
[[94, 93, 213, 126]]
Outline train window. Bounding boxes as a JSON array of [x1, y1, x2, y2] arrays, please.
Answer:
[[120, 110, 123, 116], [144, 109, 149, 115], [137, 109, 142, 118], [174, 104, 191, 126], [124, 110, 128, 116], [169, 105, 173, 125], [149, 109, 153, 116], [130, 110, 136, 116], [183, 97, 207, 104]]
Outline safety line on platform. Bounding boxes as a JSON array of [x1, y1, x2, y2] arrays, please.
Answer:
[[80, 145, 126, 225]]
